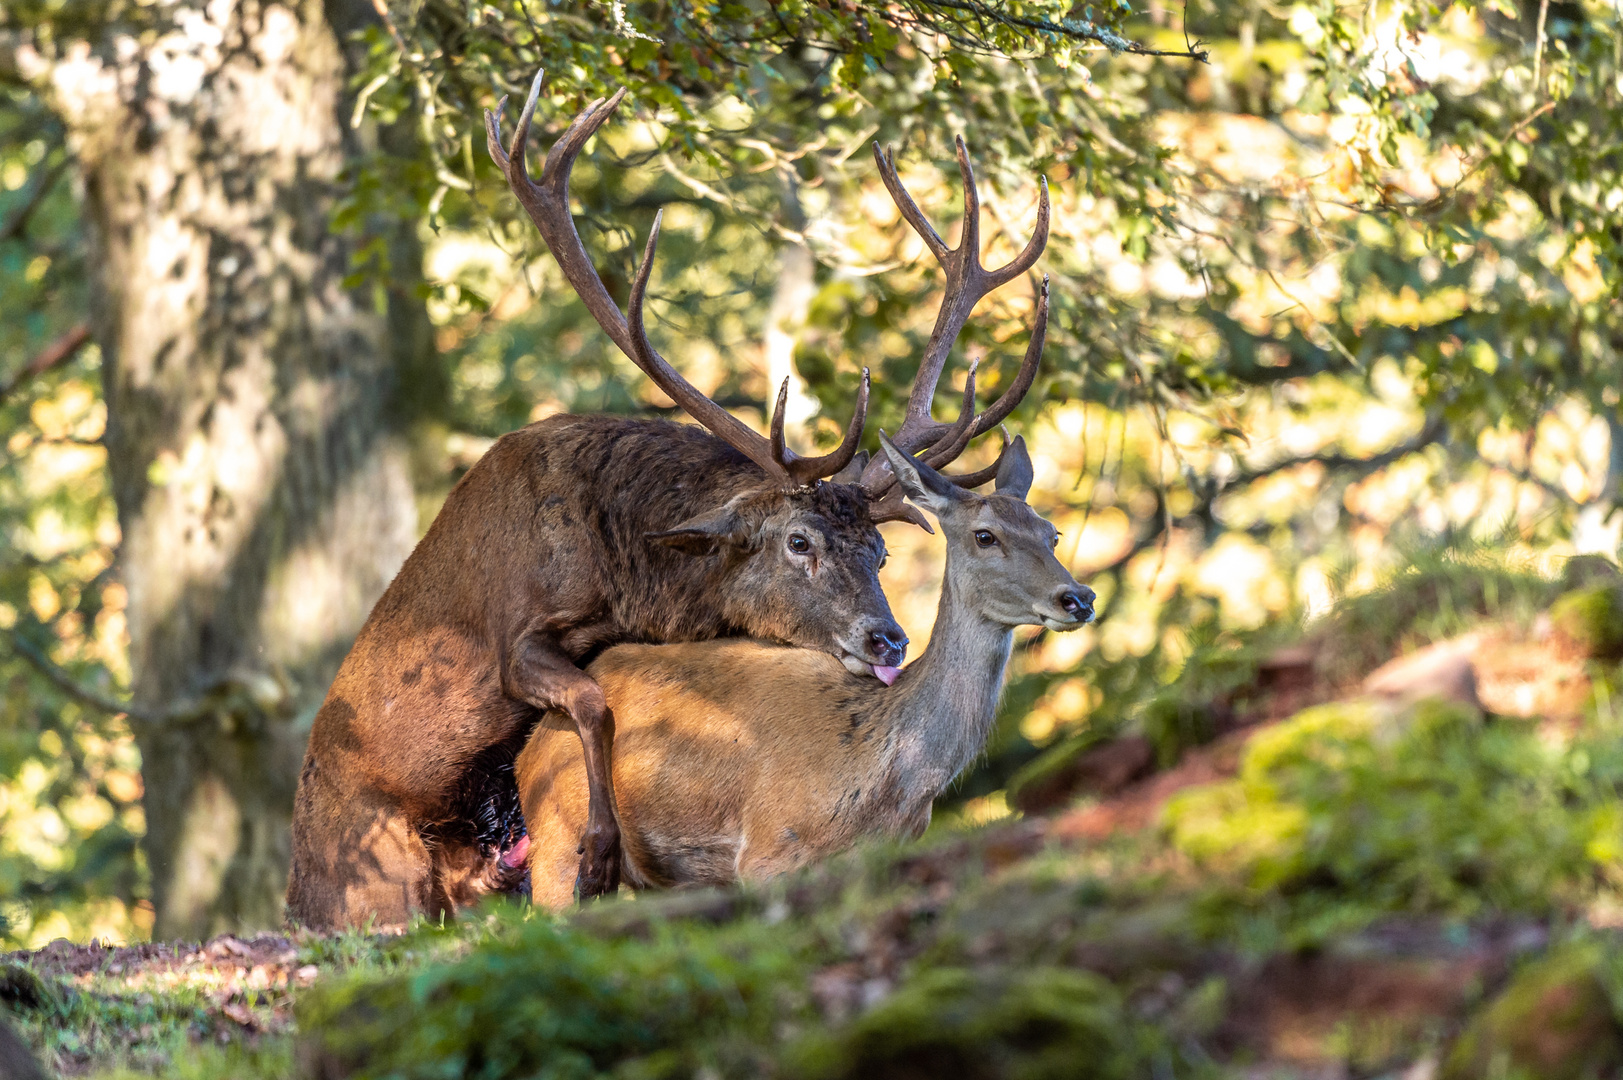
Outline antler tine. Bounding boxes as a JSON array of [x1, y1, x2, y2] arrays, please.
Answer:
[[966, 275, 1049, 440], [862, 427, 935, 532], [946, 426, 1012, 490], [869, 491, 934, 533], [769, 370, 873, 487], [485, 72, 636, 357], [921, 357, 981, 470], [629, 212, 789, 484], [873, 144, 950, 261], [858, 138, 1051, 489], [861, 359, 977, 503], [953, 136, 982, 275], [987, 173, 1051, 290]]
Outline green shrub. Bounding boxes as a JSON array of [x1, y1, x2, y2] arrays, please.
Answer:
[[1165, 701, 1618, 939], [1444, 942, 1623, 1080]]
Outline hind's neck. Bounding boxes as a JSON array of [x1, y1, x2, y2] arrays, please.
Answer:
[[880, 557, 1015, 799]]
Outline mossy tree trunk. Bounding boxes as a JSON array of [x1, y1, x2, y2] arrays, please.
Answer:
[[39, 0, 435, 938]]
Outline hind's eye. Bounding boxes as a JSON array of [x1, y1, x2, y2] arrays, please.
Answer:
[[788, 533, 811, 555], [974, 530, 998, 548], [879, 553, 888, 570]]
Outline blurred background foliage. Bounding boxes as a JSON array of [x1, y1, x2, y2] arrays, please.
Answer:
[[0, 0, 1619, 945]]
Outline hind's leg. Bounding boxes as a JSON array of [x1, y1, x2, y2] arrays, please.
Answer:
[[514, 723, 593, 910]]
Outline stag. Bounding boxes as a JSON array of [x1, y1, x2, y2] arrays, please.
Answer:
[[285, 71, 1050, 927], [515, 433, 1095, 905]]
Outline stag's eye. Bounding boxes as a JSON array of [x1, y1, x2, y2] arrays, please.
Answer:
[[788, 533, 812, 555], [878, 552, 888, 570], [974, 530, 998, 548]]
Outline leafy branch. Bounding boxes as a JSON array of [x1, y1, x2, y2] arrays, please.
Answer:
[[1089, 414, 1450, 577]]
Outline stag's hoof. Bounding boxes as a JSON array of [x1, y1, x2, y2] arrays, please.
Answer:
[[573, 832, 622, 902]]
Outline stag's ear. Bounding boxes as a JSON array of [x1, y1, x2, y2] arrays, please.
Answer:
[[830, 450, 869, 485], [647, 503, 756, 555], [994, 435, 1034, 500], [878, 431, 960, 514]]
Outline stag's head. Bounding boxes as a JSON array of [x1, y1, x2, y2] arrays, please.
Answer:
[[485, 72, 1056, 679], [878, 432, 1094, 632], [647, 477, 903, 679]]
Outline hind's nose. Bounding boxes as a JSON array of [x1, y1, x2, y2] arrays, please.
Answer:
[[867, 626, 909, 668], [1056, 585, 1096, 623]]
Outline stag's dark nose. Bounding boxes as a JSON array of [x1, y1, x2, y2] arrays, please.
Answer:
[[867, 626, 909, 668], [1056, 586, 1096, 623]]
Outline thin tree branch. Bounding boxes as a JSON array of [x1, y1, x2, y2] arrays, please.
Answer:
[[0, 322, 91, 406], [1228, 413, 1447, 488], [7, 632, 294, 728], [0, 155, 70, 244], [896, 0, 1211, 60], [1533, 0, 1550, 90], [1083, 414, 1448, 577], [8, 634, 159, 723]]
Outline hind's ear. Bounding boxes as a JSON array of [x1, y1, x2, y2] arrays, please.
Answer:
[[877, 431, 960, 514], [994, 436, 1034, 500], [647, 502, 755, 555], [830, 450, 869, 485]]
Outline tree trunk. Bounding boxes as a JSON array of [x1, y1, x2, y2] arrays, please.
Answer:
[[43, 0, 430, 937]]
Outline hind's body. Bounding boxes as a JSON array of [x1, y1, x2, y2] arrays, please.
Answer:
[[517, 640, 930, 907], [518, 434, 1096, 909]]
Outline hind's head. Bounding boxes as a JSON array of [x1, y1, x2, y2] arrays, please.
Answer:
[[877, 433, 1094, 631]]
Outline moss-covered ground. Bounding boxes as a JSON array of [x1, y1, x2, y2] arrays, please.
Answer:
[[10, 552, 1623, 1079]]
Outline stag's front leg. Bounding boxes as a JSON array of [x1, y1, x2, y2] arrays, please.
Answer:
[[503, 627, 621, 900]]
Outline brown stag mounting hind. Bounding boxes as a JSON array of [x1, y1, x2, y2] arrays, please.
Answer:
[[284, 70, 1051, 927], [516, 433, 1096, 906]]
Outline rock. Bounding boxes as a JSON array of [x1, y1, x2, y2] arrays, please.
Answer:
[[1008, 736, 1156, 815], [1443, 945, 1622, 1080], [1362, 635, 1482, 710], [1549, 585, 1623, 660], [0, 1016, 46, 1080]]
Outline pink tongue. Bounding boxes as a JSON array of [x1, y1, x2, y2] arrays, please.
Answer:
[[499, 833, 531, 870], [872, 665, 901, 686]]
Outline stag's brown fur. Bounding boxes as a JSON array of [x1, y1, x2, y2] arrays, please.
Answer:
[[516, 437, 1095, 907], [285, 414, 899, 929]]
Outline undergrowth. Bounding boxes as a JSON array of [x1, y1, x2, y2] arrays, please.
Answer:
[[7, 547, 1623, 1078], [1167, 699, 1623, 949], [1010, 541, 1592, 794]]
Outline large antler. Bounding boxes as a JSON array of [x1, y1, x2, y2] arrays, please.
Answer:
[[863, 278, 1047, 529], [858, 137, 1051, 506], [627, 213, 869, 486], [485, 71, 866, 490]]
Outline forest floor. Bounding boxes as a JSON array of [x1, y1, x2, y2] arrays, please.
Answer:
[[8, 553, 1623, 1079]]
